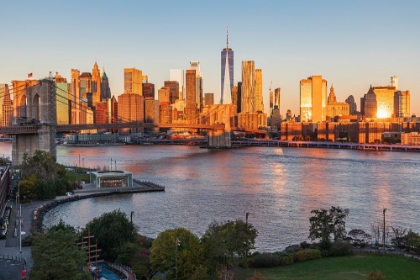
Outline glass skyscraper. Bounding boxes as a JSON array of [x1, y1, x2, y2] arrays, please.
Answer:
[[221, 28, 234, 104]]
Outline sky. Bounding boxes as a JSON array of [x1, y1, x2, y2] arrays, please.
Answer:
[[1, 0, 419, 116]]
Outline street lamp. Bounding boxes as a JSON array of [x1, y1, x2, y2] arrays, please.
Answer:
[[383, 208, 387, 254], [175, 238, 180, 280], [130, 211, 134, 226]]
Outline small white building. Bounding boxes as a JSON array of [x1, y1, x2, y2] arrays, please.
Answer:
[[89, 170, 133, 188]]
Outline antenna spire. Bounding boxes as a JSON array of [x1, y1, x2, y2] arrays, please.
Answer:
[[226, 27, 229, 49]]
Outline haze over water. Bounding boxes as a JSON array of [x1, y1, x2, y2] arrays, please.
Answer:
[[1, 143, 418, 252]]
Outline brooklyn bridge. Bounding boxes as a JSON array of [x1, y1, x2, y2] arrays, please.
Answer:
[[0, 78, 266, 165]]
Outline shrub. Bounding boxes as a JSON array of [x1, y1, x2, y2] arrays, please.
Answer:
[[295, 249, 322, 262], [279, 255, 294, 265], [300, 241, 310, 249], [252, 253, 280, 268], [329, 241, 352, 256], [367, 270, 386, 280]]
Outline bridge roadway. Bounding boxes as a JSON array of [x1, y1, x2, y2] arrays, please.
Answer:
[[0, 122, 227, 134]]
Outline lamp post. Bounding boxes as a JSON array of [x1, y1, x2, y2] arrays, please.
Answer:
[[175, 238, 180, 280], [383, 208, 387, 254], [130, 211, 134, 226], [246, 212, 249, 257]]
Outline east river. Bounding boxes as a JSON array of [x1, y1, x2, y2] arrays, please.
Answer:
[[1, 143, 420, 252]]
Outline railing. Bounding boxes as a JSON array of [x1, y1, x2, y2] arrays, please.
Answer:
[[107, 262, 136, 280], [0, 254, 26, 265]]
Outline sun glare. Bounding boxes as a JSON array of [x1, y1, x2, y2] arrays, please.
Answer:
[[377, 109, 388, 118]]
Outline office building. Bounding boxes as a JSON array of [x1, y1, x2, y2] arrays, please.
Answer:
[[55, 74, 70, 125], [170, 69, 184, 100], [394, 90, 410, 118], [100, 68, 111, 101], [0, 84, 12, 127], [221, 28, 234, 104], [124, 68, 142, 95], [117, 93, 144, 123], [185, 69, 197, 124], [345, 95, 357, 114], [80, 72, 92, 101], [255, 69, 264, 112], [300, 75, 327, 122], [361, 86, 377, 118], [142, 83, 155, 99], [274, 88, 280, 110], [391, 76, 399, 90], [241, 61, 255, 113], [95, 101, 108, 124], [205, 93, 214, 106], [164, 81, 179, 104], [145, 99, 160, 123], [190, 61, 203, 112], [372, 86, 396, 118], [92, 62, 101, 106]]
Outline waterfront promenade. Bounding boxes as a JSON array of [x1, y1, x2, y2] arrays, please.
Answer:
[[0, 179, 164, 278]]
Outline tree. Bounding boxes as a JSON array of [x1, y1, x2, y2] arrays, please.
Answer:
[[30, 228, 90, 280], [391, 226, 407, 248], [150, 227, 205, 280], [21, 150, 64, 182], [309, 206, 349, 250], [84, 209, 136, 261], [201, 220, 258, 271], [18, 175, 38, 201]]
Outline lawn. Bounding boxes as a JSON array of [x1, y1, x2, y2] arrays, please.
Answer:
[[238, 254, 420, 280]]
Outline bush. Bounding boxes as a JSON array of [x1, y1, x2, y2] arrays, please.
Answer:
[[279, 255, 294, 265], [252, 253, 280, 268], [367, 270, 386, 280], [300, 241, 310, 249], [295, 249, 322, 262], [329, 241, 352, 256]]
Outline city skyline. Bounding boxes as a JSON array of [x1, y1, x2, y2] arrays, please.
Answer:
[[0, 1, 418, 115]]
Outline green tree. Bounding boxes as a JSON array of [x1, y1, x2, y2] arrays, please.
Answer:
[[21, 150, 64, 182], [150, 227, 206, 280], [30, 228, 90, 280], [201, 220, 258, 271], [309, 206, 349, 250], [84, 209, 136, 261], [18, 174, 38, 201]]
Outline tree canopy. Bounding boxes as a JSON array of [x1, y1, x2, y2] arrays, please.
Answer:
[[309, 206, 349, 250], [201, 219, 258, 270], [30, 225, 90, 280], [84, 209, 137, 261], [150, 227, 205, 280], [21, 150, 65, 182]]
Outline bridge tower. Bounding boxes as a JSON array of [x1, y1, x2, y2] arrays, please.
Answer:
[[12, 78, 57, 165], [208, 105, 232, 148]]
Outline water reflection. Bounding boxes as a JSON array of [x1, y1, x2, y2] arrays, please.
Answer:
[[1, 143, 418, 252]]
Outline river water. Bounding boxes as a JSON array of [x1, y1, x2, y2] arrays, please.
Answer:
[[1, 143, 419, 252]]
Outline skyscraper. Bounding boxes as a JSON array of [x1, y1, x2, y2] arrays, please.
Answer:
[[241, 61, 255, 113], [255, 69, 264, 112], [70, 69, 80, 124], [124, 68, 143, 95], [300, 75, 327, 122], [221, 28, 233, 104], [100, 69, 111, 101], [394, 90, 410, 118], [91, 62, 101, 106], [164, 81, 180, 104], [185, 70, 197, 124], [190, 61, 203, 112], [170, 69, 184, 100]]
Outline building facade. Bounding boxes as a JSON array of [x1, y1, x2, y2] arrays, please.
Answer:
[[300, 75, 327, 123], [124, 68, 143, 95], [221, 28, 234, 104], [241, 61, 255, 114]]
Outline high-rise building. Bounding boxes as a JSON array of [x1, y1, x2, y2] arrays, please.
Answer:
[[55, 74, 69, 125], [255, 69, 264, 112], [300, 75, 327, 122], [170, 69, 184, 100], [221, 28, 233, 104], [117, 93, 144, 123], [361, 86, 377, 118], [204, 93, 214, 106], [92, 62, 101, 106], [274, 88, 280, 110], [371, 86, 396, 118], [345, 95, 357, 114], [190, 61, 203, 112], [70, 69, 81, 124], [142, 83, 155, 100], [80, 72, 92, 101], [231, 86, 238, 112], [95, 101, 108, 124], [394, 90, 410, 118], [164, 81, 179, 104], [100, 69, 111, 101], [241, 61, 255, 114], [236, 82, 242, 113], [145, 99, 160, 123], [158, 87, 170, 105], [185, 69, 197, 124], [124, 68, 142, 95]]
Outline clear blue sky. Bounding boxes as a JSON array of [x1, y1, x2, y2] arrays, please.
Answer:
[[1, 0, 419, 116]]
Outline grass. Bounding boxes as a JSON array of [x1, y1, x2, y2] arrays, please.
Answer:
[[238, 254, 420, 280], [64, 170, 90, 182]]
